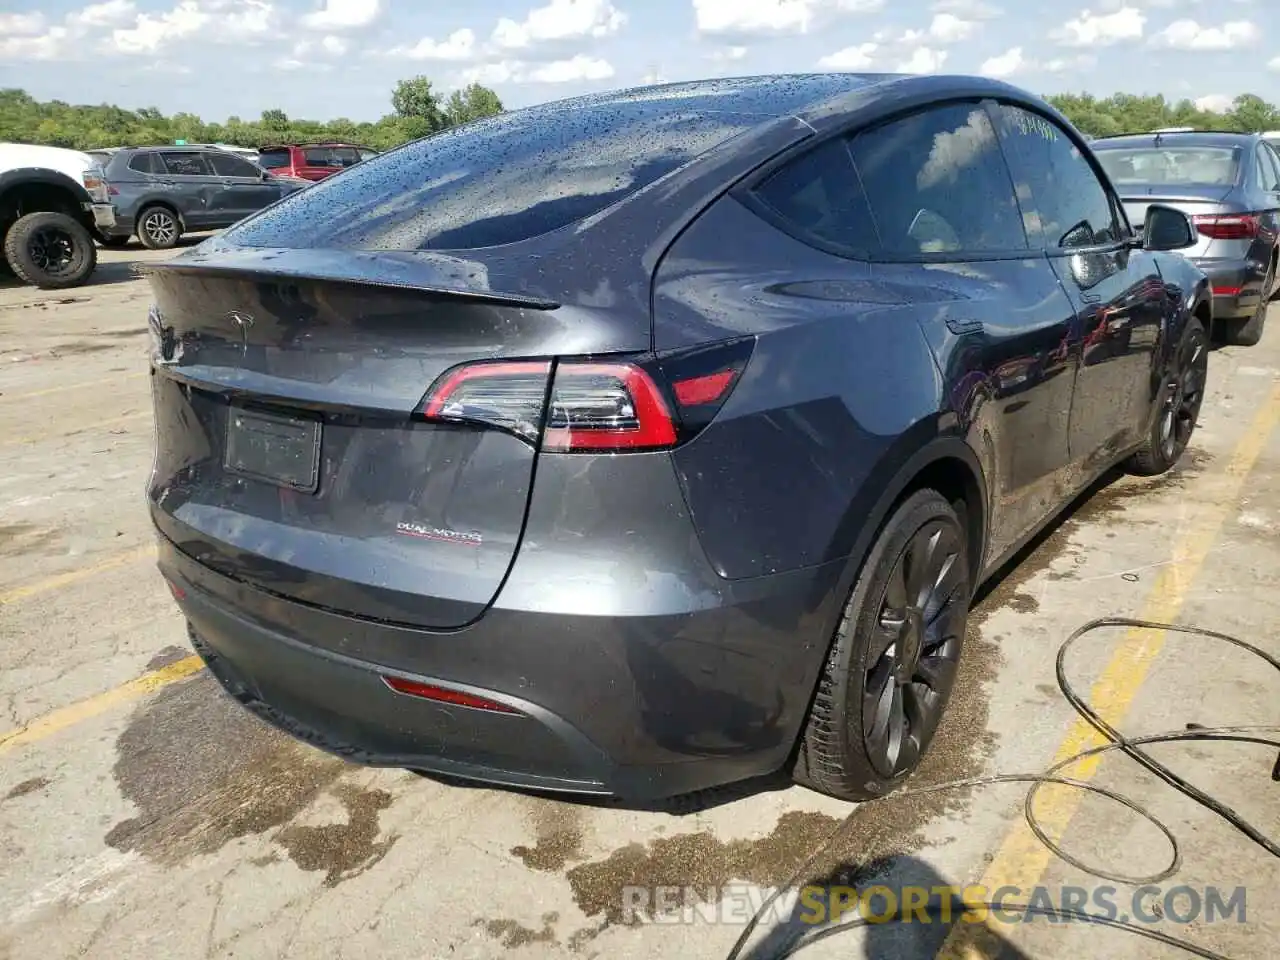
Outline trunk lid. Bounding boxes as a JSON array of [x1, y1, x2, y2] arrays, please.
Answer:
[[145, 247, 644, 630], [1117, 183, 1238, 260]]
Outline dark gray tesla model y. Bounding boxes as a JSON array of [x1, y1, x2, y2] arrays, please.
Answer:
[[146, 73, 1211, 802]]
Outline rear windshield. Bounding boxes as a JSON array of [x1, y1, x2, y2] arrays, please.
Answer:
[[258, 148, 291, 169], [304, 146, 359, 167], [226, 103, 767, 251], [1096, 146, 1240, 186]]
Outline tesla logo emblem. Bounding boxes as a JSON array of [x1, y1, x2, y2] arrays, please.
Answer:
[[226, 311, 254, 352]]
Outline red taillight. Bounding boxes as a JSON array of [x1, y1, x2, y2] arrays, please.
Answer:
[[418, 339, 754, 453], [1192, 214, 1259, 240], [165, 579, 185, 601], [1212, 285, 1243, 297], [381, 675, 519, 713], [420, 360, 551, 442], [543, 362, 677, 452]]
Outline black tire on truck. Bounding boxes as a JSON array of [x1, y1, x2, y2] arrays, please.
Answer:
[[3, 211, 97, 289]]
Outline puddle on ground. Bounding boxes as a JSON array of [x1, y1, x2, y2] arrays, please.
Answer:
[[562, 627, 1003, 936], [476, 913, 559, 948], [105, 673, 393, 885], [5, 776, 51, 802], [511, 798, 586, 872], [0, 522, 62, 558], [276, 783, 397, 886]]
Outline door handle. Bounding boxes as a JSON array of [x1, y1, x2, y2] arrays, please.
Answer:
[[945, 318, 984, 335]]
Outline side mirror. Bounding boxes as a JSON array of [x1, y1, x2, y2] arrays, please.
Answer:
[[1142, 204, 1197, 251]]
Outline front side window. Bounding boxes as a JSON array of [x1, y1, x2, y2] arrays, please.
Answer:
[[993, 104, 1121, 250], [160, 152, 210, 177], [751, 138, 878, 252], [848, 102, 1028, 255]]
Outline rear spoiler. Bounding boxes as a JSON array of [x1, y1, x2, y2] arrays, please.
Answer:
[[141, 257, 561, 311]]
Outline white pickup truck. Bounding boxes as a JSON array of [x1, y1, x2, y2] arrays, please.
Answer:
[[0, 142, 118, 288]]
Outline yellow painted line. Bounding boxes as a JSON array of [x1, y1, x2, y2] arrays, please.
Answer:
[[938, 379, 1280, 960], [0, 544, 157, 606], [0, 371, 146, 401], [0, 655, 202, 757], [1, 409, 150, 447]]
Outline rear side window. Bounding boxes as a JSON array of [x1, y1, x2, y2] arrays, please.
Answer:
[[992, 104, 1122, 250], [751, 138, 878, 252], [258, 149, 291, 169], [226, 104, 767, 251], [849, 103, 1027, 255], [1254, 145, 1280, 192], [127, 152, 157, 174], [209, 152, 264, 178], [160, 152, 210, 176]]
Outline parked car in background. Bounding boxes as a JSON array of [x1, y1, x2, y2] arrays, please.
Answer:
[[1092, 130, 1279, 345], [0, 141, 114, 287], [93, 145, 306, 249], [147, 74, 1211, 803], [256, 142, 377, 181]]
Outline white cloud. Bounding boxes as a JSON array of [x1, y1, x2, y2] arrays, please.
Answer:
[[1270, 56, 1280, 72], [107, 1, 276, 55], [1044, 53, 1097, 72], [0, 12, 47, 35], [818, 42, 878, 69], [709, 45, 749, 60], [301, 0, 380, 31], [926, 12, 976, 42], [391, 28, 477, 61], [68, 1, 137, 28], [981, 46, 1024, 77], [0, 27, 71, 61], [897, 45, 947, 72], [694, 0, 880, 37], [641, 68, 669, 83], [529, 54, 614, 81], [492, 0, 626, 50], [459, 54, 615, 85], [918, 107, 996, 189], [1152, 19, 1259, 50], [1194, 94, 1234, 112], [1051, 7, 1145, 46], [931, 0, 1001, 16]]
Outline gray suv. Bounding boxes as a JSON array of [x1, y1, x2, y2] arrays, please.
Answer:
[[91, 146, 304, 250]]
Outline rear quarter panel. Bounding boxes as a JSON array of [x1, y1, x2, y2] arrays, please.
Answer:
[[653, 194, 948, 580]]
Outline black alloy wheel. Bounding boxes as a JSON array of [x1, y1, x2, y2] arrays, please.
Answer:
[[794, 489, 971, 801], [862, 514, 968, 778], [1159, 320, 1208, 465]]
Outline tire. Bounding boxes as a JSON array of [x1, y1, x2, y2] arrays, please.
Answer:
[[1221, 258, 1272, 347], [793, 489, 972, 801], [1125, 316, 1208, 477], [137, 205, 181, 250], [3, 211, 97, 289]]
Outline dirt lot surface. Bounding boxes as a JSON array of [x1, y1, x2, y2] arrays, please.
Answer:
[[1, 245, 1278, 960]]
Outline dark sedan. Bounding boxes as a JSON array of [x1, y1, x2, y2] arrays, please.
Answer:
[[144, 74, 1210, 802], [1093, 130, 1278, 345]]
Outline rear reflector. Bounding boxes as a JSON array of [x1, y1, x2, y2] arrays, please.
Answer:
[[673, 369, 737, 406], [1192, 214, 1259, 240], [1212, 285, 1242, 297], [380, 675, 519, 713]]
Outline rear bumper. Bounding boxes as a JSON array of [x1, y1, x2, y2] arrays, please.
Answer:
[[1193, 256, 1268, 320], [157, 532, 844, 801], [87, 202, 116, 231]]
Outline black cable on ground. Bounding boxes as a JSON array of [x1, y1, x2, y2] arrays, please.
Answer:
[[724, 617, 1280, 960]]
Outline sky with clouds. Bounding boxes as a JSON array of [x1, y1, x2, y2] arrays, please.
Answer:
[[1, 0, 1278, 122]]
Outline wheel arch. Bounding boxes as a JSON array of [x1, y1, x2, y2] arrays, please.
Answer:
[[831, 432, 989, 611], [0, 171, 92, 236], [136, 199, 185, 229]]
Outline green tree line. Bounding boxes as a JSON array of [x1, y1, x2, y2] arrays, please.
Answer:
[[3, 81, 1279, 153], [0, 76, 504, 152]]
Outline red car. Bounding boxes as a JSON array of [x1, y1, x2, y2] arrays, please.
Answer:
[[256, 143, 378, 181]]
